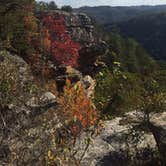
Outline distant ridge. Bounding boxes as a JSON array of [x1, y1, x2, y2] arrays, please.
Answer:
[[75, 5, 166, 24]]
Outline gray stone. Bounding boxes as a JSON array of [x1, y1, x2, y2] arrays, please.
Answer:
[[75, 111, 166, 166], [82, 75, 96, 98], [40, 92, 56, 104]]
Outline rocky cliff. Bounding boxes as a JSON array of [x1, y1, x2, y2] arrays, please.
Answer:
[[39, 10, 100, 45], [38, 10, 107, 75]]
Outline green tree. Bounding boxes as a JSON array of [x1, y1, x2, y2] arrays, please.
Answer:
[[137, 76, 166, 164], [61, 5, 73, 12], [48, 1, 57, 10], [35, 1, 49, 11]]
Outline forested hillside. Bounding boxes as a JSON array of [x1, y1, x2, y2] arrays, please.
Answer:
[[105, 13, 166, 61], [103, 32, 157, 73]]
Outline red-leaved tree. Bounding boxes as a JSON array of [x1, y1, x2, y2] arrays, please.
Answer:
[[42, 14, 80, 68]]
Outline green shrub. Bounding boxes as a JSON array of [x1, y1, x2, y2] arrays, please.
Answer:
[[94, 68, 143, 116]]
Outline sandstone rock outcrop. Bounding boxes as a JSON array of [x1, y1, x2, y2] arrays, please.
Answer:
[[38, 10, 107, 75], [76, 111, 166, 166]]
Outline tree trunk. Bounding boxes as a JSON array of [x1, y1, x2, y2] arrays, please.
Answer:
[[148, 122, 166, 166]]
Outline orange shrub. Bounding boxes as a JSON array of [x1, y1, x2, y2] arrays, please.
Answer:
[[59, 79, 98, 133], [42, 27, 51, 51]]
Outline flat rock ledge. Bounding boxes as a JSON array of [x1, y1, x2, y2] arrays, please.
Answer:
[[77, 111, 166, 166]]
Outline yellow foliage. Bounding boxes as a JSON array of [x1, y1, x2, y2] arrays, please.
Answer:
[[59, 79, 98, 133]]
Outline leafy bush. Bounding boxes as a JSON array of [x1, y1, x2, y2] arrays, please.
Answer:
[[140, 77, 166, 120], [45, 79, 99, 165], [94, 68, 143, 115], [59, 79, 98, 133]]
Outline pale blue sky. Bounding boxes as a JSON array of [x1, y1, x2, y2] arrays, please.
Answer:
[[42, 0, 166, 7]]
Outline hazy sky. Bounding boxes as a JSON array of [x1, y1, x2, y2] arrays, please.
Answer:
[[42, 0, 166, 8]]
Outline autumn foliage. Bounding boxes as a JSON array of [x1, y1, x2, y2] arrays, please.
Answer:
[[42, 27, 51, 51], [42, 14, 80, 68], [59, 80, 98, 135]]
